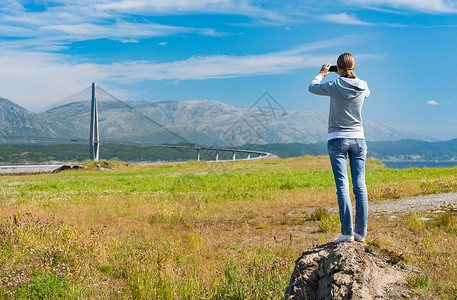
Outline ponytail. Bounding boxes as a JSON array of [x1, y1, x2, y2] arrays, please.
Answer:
[[337, 53, 357, 79]]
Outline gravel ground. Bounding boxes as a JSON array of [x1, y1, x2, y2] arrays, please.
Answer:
[[370, 192, 457, 214]]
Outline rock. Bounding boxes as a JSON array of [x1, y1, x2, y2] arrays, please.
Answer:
[[53, 164, 87, 173], [285, 242, 417, 300]]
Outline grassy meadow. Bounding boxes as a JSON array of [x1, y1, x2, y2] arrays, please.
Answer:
[[0, 156, 457, 299]]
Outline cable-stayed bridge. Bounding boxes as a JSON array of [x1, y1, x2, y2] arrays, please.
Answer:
[[0, 84, 274, 162]]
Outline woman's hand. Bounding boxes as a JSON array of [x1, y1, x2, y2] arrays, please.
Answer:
[[318, 63, 331, 77]]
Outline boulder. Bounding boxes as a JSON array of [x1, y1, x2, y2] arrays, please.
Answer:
[[53, 164, 87, 173], [285, 242, 417, 299]]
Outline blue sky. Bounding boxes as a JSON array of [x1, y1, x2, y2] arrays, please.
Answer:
[[1, 0, 457, 140]]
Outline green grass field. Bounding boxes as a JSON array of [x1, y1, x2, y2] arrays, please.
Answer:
[[0, 156, 456, 299]]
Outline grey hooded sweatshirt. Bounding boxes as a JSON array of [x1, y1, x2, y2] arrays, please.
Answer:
[[309, 76, 370, 136]]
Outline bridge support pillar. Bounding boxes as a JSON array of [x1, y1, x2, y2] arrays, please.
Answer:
[[196, 148, 200, 161], [216, 151, 219, 161], [233, 152, 236, 161], [247, 153, 251, 159], [89, 82, 100, 161]]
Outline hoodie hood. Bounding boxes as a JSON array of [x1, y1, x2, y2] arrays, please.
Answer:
[[336, 77, 369, 100]]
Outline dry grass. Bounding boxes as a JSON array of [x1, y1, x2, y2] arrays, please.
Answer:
[[367, 208, 457, 299], [0, 156, 456, 298]]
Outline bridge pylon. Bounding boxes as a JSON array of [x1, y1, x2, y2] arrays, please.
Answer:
[[89, 82, 100, 161]]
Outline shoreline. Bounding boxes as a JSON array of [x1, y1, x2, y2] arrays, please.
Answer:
[[382, 160, 457, 169], [0, 165, 63, 175]]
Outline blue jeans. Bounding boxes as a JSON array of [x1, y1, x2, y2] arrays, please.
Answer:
[[327, 138, 368, 236]]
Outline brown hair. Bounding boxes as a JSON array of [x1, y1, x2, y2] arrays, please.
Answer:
[[337, 53, 356, 79]]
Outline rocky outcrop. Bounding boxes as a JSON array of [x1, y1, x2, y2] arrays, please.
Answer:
[[53, 164, 87, 173], [285, 242, 418, 300]]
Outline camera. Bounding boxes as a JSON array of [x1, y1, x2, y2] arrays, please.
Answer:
[[329, 65, 338, 72]]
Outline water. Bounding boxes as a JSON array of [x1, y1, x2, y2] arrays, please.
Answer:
[[0, 164, 63, 169], [382, 161, 457, 169]]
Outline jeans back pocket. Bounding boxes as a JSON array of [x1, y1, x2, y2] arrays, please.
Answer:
[[328, 138, 344, 152]]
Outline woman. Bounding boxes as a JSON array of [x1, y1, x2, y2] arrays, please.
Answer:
[[308, 53, 370, 243]]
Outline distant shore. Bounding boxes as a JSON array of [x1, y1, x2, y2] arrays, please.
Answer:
[[0, 164, 63, 175], [382, 160, 457, 169], [1, 159, 457, 175]]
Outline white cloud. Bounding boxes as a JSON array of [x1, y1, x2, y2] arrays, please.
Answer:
[[96, 0, 235, 11], [427, 100, 439, 105], [0, 37, 366, 110], [108, 49, 377, 82], [158, 41, 168, 46], [0, 0, 285, 51], [0, 49, 317, 109], [0, 2, 379, 110], [0, 0, 294, 110], [0, 2, 231, 49], [104, 54, 317, 82], [342, 0, 457, 13], [0, 48, 104, 111], [0, 15, 220, 50], [320, 13, 372, 25], [40, 21, 210, 42], [95, 0, 286, 21]]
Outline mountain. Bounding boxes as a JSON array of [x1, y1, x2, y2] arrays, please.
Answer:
[[0, 97, 433, 146], [0, 97, 56, 139]]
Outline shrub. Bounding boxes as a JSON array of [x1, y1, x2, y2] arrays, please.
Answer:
[[407, 275, 429, 288], [406, 212, 424, 233]]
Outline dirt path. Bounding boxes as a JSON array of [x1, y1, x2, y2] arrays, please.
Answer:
[[370, 192, 457, 214]]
